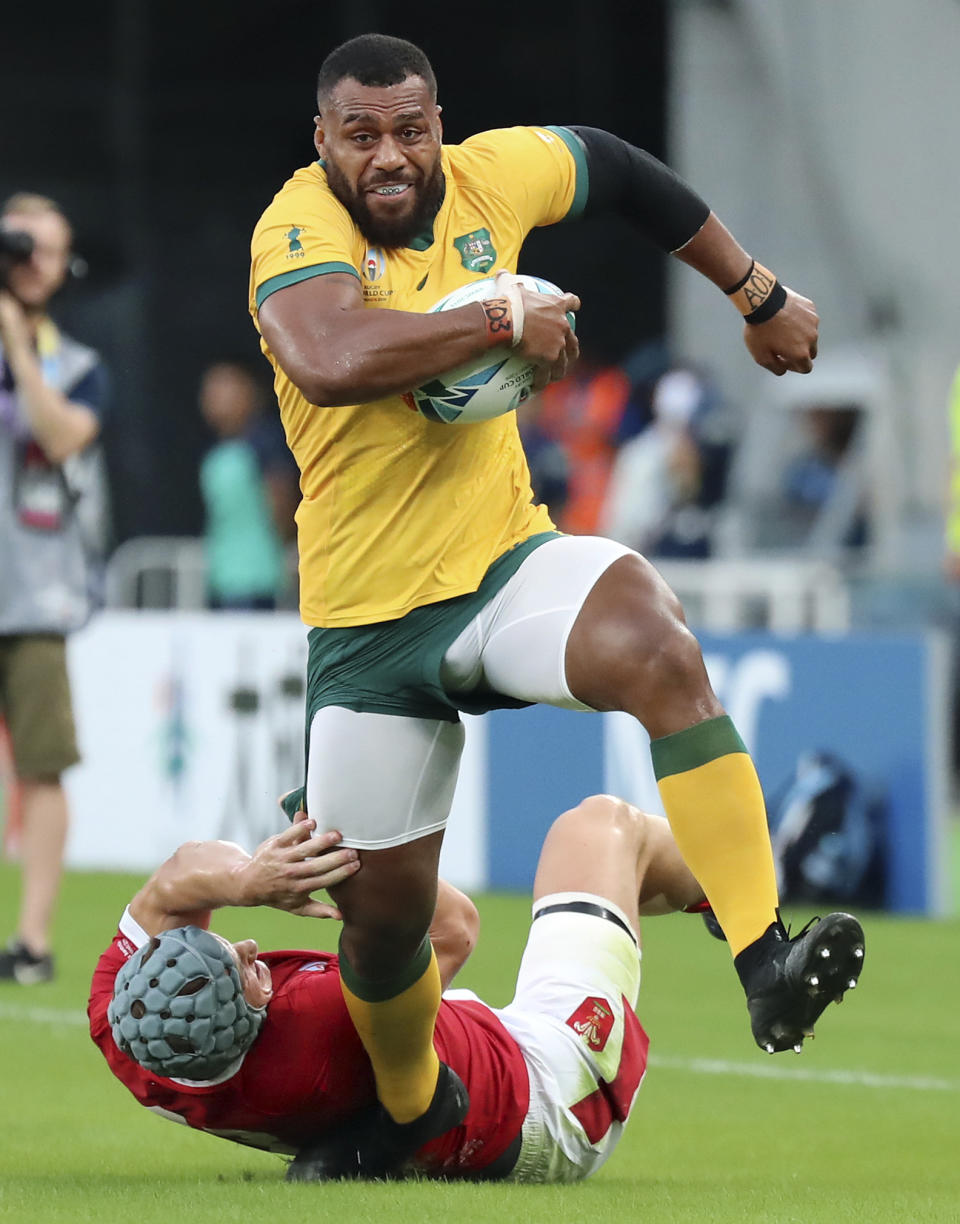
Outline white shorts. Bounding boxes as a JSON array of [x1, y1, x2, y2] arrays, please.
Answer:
[[439, 534, 633, 709], [307, 536, 634, 848], [447, 891, 649, 1184]]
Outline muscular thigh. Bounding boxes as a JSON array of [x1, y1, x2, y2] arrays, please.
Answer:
[[440, 536, 633, 709], [563, 552, 721, 736], [306, 706, 465, 850]]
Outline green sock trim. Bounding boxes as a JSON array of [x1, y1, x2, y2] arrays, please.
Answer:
[[338, 933, 433, 1003], [651, 714, 747, 781]]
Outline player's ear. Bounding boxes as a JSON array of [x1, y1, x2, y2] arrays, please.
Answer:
[[435, 105, 443, 140], [313, 115, 326, 158]]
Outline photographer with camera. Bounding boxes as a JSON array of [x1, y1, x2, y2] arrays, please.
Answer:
[[0, 193, 109, 984]]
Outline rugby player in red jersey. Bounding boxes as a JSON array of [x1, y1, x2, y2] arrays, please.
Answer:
[[89, 796, 863, 1181]]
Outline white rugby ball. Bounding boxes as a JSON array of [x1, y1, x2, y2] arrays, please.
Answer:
[[409, 275, 567, 425]]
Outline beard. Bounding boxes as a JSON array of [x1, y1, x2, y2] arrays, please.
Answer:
[[324, 155, 445, 249]]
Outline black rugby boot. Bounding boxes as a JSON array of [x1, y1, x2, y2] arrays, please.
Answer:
[[287, 1062, 470, 1182], [735, 911, 865, 1054], [286, 1111, 374, 1182], [357, 1061, 470, 1179]]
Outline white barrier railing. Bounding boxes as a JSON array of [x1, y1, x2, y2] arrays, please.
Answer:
[[105, 536, 207, 609], [105, 536, 852, 632], [654, 558, 851, 634]]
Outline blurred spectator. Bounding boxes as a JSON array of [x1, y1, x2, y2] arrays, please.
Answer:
[[779, 402, 868, 552], [198, 360, 299, 610], [517, 394, 571, 522], [943, 363, 960, 781], [944, 363, 960, 582], [601, 366, 730, 558], [0, 193, 110, 984], [534, 357, 632, 533]]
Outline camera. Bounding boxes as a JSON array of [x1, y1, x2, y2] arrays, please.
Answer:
[[0, 228, 35, 261], [0, 228, 35, 290]]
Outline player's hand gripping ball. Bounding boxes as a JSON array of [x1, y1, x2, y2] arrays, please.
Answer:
[[409, 275, 573, 425]]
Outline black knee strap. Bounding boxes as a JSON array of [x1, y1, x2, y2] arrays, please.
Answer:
[[534, 899, 636, 945]]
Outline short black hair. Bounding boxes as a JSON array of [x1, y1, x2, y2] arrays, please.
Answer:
[[316, 33, 437, 109]]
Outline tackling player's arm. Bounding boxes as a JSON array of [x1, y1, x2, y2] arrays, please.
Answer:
[[429, 879, 479, 990], [257, 271, 579, 407], [565, 125, 819, 376], [128, 820, 360, 937]]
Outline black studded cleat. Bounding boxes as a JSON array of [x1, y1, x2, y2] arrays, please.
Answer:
[[355, 1062, 470, 1179], [735, 912, 865, 1054], [286, 1110, 376, 1182], [286, 1064, 469, 1183]]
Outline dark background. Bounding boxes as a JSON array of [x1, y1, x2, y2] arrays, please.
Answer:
[[1, 0, 668, 540]]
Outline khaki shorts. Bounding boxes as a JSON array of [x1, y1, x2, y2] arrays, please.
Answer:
[[0, 634, 80, 779]]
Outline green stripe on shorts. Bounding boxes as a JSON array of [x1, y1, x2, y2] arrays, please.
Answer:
[[306, 531, 562, 725]]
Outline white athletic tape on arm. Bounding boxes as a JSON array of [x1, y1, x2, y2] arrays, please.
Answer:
[[494, 270, 526, 345]]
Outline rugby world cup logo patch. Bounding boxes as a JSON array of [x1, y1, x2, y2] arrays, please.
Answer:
[[364, 247, 386, 282], [566, 996, 615, 1052]]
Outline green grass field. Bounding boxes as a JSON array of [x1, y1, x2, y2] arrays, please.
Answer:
[[1, 861, 958, 1224]]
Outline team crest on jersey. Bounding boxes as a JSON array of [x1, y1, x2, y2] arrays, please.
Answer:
[[364, 247, 386, 282], [285, 226, 306, 259], [454, 228, 496, 274], [566, 996, 615, 1052]]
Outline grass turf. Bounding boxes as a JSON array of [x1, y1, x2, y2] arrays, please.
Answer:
[[1, 861, 958, 1224]]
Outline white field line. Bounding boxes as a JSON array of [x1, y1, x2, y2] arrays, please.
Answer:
[[0, 1001, 88, 1027], [648, 1053, 959, 1093], [2, 1003, 956, 1093]]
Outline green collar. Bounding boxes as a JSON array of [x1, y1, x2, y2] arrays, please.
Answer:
[[406, 227, 434, 252], [394, 175, 447, 250]]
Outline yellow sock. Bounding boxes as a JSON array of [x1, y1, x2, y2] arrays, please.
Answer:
[[652, 715, 779, 957], [339, 935, 441, 1124]]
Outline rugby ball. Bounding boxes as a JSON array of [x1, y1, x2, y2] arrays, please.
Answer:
[[409, 275, 568, 425]]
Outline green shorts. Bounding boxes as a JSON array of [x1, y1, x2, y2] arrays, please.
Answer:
[[305, 531, 561, 727], [0, 634, 80, 779]]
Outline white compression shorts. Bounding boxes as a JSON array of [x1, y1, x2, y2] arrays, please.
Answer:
[[306, 535, 634, 849], [446, 890, 648, 1183]]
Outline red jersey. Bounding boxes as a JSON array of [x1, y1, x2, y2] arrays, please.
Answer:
[[88, 923, 528, 1177]]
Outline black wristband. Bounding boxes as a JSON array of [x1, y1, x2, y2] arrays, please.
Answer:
[[744, 280, 787, 325], [723, 260, 756, 296]]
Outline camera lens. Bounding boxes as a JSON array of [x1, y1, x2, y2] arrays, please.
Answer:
[[0, 229, 35, 261]]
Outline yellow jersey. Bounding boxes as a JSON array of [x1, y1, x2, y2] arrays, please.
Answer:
[[249, 125, 587, 627]]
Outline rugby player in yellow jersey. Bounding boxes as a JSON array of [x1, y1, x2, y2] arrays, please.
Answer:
[[248, 33, 865, 1175]]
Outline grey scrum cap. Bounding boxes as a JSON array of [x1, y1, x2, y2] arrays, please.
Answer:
[[108, 925, 266, 1080]]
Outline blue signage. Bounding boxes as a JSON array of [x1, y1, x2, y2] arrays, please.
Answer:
[[485, 631, 949, 914]]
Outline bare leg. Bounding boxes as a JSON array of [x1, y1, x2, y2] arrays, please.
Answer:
[[564, 554, 779, 959], [326, 831, 453, 1132], [16, 777, 68, 956], [331, 831, 443, 979], [564, 554, 721, 737], [532, 794, 705, 940]]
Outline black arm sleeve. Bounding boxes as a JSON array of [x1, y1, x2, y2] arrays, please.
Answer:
[[567, 125, 711, 253]]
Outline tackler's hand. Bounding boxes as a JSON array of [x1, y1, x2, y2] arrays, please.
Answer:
[[241, 818, 360, 919]]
